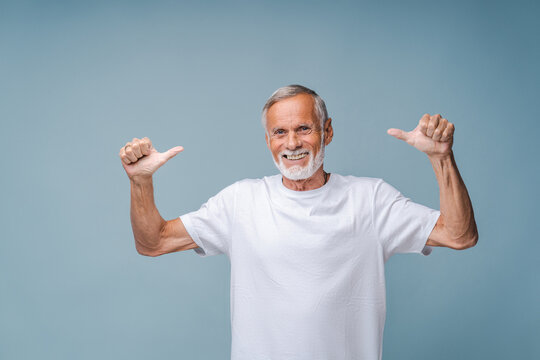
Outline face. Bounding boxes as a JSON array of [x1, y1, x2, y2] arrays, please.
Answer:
[[265, 93, 333, 180]]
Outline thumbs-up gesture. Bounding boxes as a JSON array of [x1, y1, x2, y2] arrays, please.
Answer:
[[387, 113, 454, 157], [119, 137, 184, 181]]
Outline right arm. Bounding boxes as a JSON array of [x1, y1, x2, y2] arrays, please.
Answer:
[[130, 178, 198, 256], [120, 137, 198, 257]]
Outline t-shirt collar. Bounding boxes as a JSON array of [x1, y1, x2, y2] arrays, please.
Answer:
[[276, 173, 334, 198]]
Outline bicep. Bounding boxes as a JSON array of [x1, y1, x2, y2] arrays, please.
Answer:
[[152, 218, 198, 256]]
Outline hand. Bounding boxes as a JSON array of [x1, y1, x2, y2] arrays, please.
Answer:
[[387, 113, 455, 157], [119, 137, 184, 182]]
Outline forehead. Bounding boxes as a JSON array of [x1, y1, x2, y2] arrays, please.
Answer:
[[266, 93, 317, 128]]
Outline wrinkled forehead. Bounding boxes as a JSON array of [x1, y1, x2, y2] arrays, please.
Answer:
[[266, 94, 318, 128]]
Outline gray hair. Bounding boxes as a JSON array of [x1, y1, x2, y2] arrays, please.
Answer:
[[261, 84, 328, 132]]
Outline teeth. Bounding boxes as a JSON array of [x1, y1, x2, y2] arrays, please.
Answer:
[[285, 153, 308, 160]]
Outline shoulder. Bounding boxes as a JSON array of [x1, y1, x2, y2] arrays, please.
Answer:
[[223, 175, 276, 196], [332, 174, 381, 185], [331, 173, 383, 192], [233, 176, 269, 190], [234, 174, 282, 188], [330, 174, 403, 202], [234, 177, 266, 187]]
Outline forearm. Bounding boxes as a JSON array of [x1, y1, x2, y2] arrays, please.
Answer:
[[130, 177, 166, 253], [429, 151, 478, 246]]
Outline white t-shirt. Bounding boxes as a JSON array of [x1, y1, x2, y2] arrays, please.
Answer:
[[180, 174, 440, 360]]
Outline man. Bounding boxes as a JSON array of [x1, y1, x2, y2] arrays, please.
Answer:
[[119, 85, 478, 360]]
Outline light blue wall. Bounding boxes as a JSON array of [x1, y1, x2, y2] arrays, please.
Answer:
[[1, 0, 538, 359]]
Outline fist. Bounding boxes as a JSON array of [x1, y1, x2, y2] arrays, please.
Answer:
[[119, 137, 184, 181], [387, 113, 455, 157]]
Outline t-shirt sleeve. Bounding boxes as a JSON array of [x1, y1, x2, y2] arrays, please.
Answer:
[[179, 182, 237, 257], [371, 179, 440, 260]]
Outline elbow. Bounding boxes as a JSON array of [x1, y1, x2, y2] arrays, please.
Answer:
[[135, 226, 166, 257], [457, 230, 479, 250], [468, 231, 479, 248], [136, 248, 160, 257], [136, 247, 162, 257], [135, 242, 163, 257]]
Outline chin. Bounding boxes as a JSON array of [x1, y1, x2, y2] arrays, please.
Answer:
[[274, 147, 325, 181], [281, 166, 313, 180]]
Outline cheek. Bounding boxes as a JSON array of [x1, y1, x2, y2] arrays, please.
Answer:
[[307, 134, 321, 146], [308, 139, 320, 151], [270, 144, 282, 159]]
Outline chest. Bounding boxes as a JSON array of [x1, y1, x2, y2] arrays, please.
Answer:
[[231, 198, 377, 280]]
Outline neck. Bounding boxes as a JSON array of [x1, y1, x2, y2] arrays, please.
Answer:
[[282, 165, 329, 191]]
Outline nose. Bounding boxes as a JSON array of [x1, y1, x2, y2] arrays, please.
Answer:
[[286, 131, 302, 150]]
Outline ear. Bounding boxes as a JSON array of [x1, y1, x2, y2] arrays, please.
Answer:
[[324, 118, 333, 146], [265, 132, 270, 149]]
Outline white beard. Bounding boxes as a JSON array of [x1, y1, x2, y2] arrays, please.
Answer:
[[272, 145, 325, 181]]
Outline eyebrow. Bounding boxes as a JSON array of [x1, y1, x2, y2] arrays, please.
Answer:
[[271, 124, 312, 132]]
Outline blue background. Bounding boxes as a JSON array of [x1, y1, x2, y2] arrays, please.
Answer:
[[1, 0, 539, 359]]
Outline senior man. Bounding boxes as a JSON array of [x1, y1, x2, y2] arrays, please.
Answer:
[[119, 84, 478, 360]]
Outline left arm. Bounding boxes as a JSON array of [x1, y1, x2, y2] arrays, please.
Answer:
[[388, 113, 478, 250], [426, 151, 478, 249]]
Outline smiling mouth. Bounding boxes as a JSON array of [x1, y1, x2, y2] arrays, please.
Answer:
[[283, 152, 309, 160]]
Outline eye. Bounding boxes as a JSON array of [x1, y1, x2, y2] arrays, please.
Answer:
[[274, 129, 285, 135], [298, 126, 311, 133]]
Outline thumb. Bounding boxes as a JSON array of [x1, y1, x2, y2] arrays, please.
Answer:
[[387, 128, 410, 141], [162, 146, 184, 161]]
